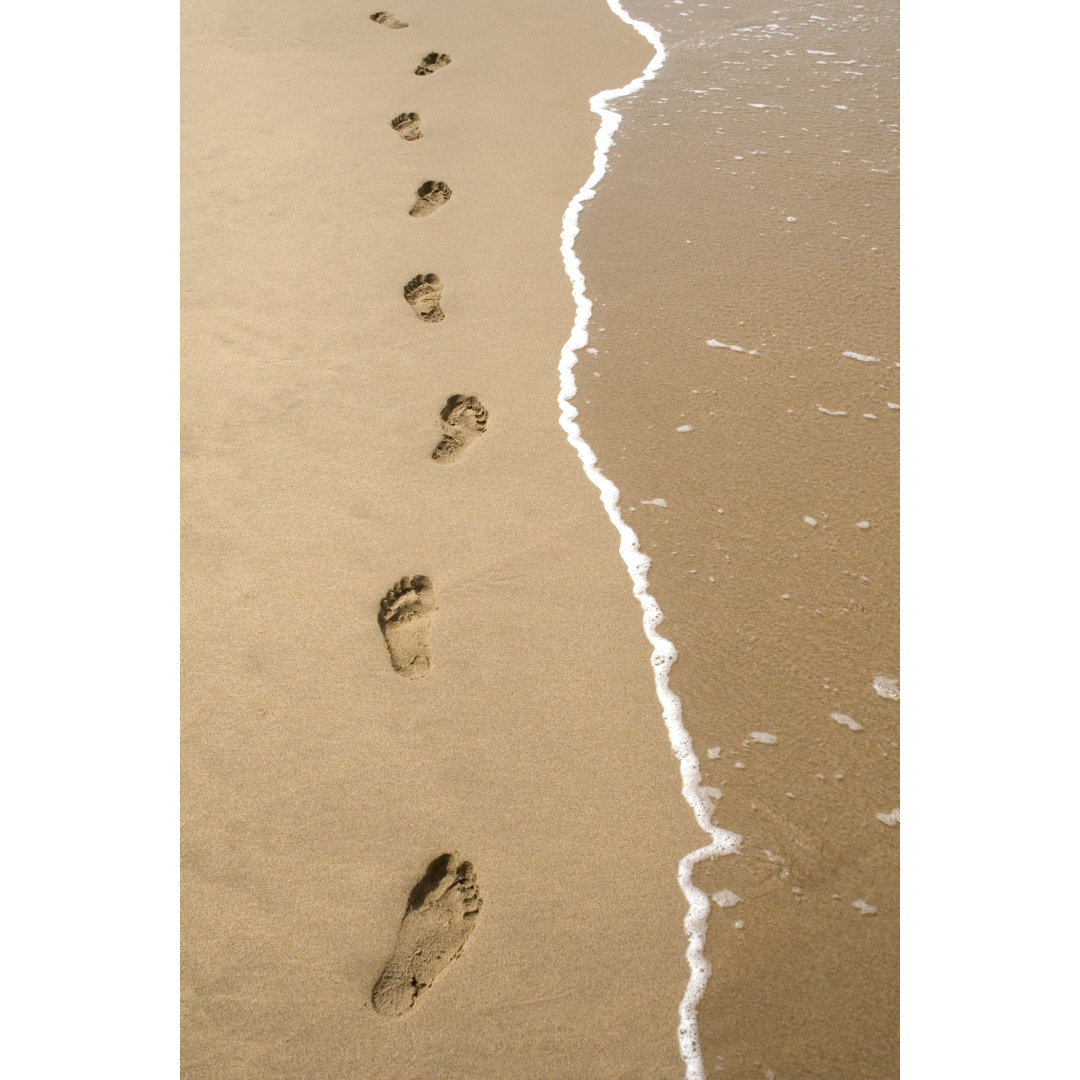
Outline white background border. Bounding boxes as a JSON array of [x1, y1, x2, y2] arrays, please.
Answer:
[[5, 1, 1075, 1075]]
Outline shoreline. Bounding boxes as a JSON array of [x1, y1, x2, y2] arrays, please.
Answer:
[[556, 5, 738, 1076]]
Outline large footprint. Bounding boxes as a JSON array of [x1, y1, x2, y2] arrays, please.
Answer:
[[431, 395, 488, 463], [372, 853, 482, 1016], [378, 575, 437, 678], [403, 274, 444, 323]]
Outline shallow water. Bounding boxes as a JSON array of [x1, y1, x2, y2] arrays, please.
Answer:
[[574, 0, 899, 1074]]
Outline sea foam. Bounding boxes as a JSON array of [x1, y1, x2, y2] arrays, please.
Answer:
[[557, 5, 740, 1078]]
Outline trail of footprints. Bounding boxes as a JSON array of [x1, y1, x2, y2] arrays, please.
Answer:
[[365, 11, 481, 1017]]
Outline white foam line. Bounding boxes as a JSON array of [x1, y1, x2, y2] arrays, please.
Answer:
[[707, 338, 759, 355], [557, 5, 741, 1078]]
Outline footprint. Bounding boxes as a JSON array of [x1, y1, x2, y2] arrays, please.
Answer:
[[414, 52, 452, 76], [378, 575, 436, 678], [403, 274, 444, 323], [391, 112, 423, 141], [409, 180, 453, 218], [372, 853, 482, 1016], [432, 395, 488, 463], [370, 11, 408, 29]]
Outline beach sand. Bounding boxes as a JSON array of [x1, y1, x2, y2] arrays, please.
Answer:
[[182, 1, 699, 1077], [182, 0, 899, 1077]]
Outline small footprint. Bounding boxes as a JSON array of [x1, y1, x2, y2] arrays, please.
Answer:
[[372, 853, 482, 1016], [409, 180, 452, 218], [404, 274, 444, 323], [432, 396, 488, 463], [391, 112, 423, 141], [370, 11, 408, 29], [378, 575, 436, 678], [414, 52, 452, 76]]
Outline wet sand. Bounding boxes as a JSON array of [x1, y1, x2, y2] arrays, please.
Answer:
[[181, 2, 699, 1077], [576, 1, 899, 1076]]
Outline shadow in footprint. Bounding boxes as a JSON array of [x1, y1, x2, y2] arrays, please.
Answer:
[[407, 853, 455, 909]]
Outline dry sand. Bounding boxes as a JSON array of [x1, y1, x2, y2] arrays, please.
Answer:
[[182, 0, 899, 1077], [182, 1, 698, 1077]]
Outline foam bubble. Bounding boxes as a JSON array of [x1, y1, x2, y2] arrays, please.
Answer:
[[804, 515, 817, 525], [749, 731, 777, 744], [641, 498, 668, 507], [817, 405, 848, 416], [712, 889, 742, 908], [831, 712, 863, 730], [707, 746, 721, 759], [876, 808, 900, 827], [852, 899, 878, 915], [677, 424, 694, 432], [856, 520, 870, 529], [706, 338, 760, 355], [872, 675, 900, 700], [842, 350, 881, 362]]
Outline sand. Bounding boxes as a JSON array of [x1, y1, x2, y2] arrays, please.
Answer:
[[182, 1, 697, 1077], [182, 0, 898, 1077]]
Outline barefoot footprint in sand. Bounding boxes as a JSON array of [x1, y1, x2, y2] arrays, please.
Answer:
[[379, 575, 436, 678], [391, 112, 423, 141], [372, 853, 482, 1016], [370, 11, 408, 29], [409, 180, 452, 218], [432, 395, 488, 463], [414, 52, 452, 76], [404, 274, 444, 323]]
